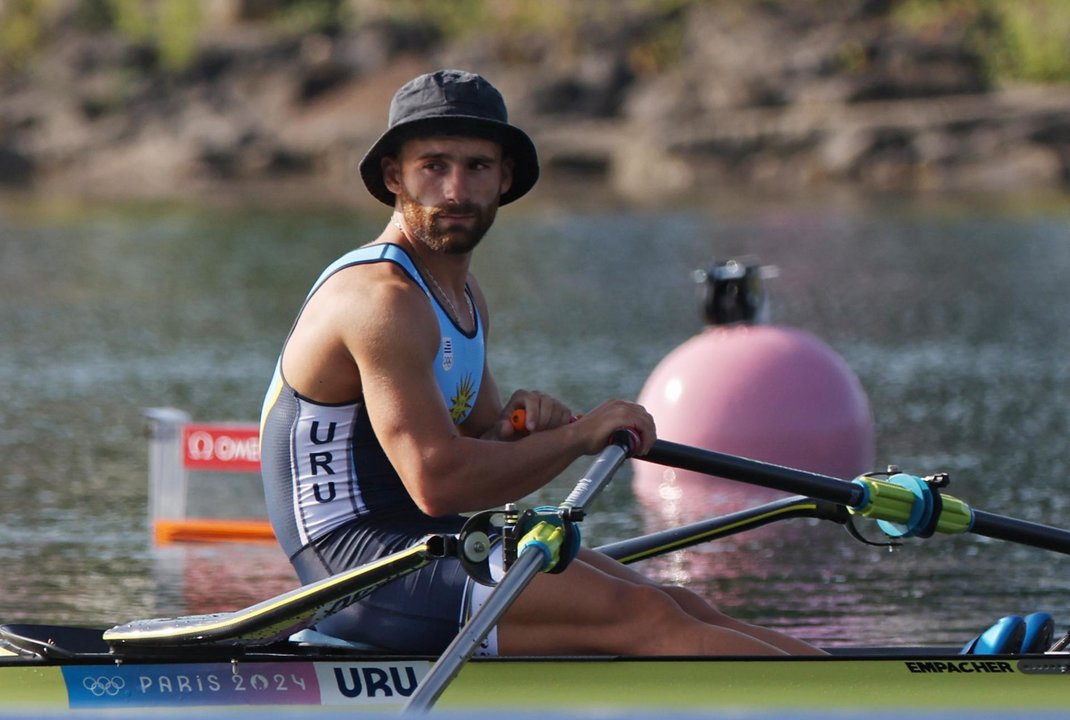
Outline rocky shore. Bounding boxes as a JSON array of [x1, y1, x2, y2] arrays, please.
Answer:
[[3, 1, 1070, 207]]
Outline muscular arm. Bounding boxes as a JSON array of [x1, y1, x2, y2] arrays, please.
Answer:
[[285, 260, 654, 517]]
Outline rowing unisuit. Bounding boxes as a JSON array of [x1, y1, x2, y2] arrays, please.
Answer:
[[259, 242, 495, 654]]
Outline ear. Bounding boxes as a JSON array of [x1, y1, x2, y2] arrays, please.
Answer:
[[382, 155, 402, 194], [500, 157, 514, 196]]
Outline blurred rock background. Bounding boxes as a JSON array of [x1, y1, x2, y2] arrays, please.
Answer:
[[2, 0, 1070, 206]]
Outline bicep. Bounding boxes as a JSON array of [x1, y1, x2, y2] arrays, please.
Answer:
[[360, 339, 457, 446], [345, 288, 460, 490]]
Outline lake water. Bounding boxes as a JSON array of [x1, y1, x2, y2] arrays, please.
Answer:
[[1, 190, 1069, 649]]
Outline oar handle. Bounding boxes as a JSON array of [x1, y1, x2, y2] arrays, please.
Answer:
[[509, 408, 638, 517], [509, 408, 581, 432]]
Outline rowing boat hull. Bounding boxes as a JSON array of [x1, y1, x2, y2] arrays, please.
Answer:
[[2, 648, 1066, 712]]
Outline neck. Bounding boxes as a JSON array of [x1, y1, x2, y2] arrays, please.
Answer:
[[388, 215, 473, 325], [390, 215, 468, 277]]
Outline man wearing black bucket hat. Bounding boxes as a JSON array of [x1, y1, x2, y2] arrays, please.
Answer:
[[261, 69, 820, 657]]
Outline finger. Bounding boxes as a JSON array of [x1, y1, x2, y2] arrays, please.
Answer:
[[636, 409, 657, 455], [523, 394, 541, 430], [499, 414, 518, 439], [511, 406, 577, 434], [535, 392, 557, 430], [552, 401, 574, 428]]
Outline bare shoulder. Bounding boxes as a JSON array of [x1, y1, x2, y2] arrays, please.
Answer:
[[316, 260, 418, 317], [281, 257, 438, 402], [322, 261, 439, 357]]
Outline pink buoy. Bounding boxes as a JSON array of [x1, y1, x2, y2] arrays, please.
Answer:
[[632, 260, 875, 524]]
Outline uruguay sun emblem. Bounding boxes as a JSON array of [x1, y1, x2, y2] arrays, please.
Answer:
[[449, 373, 476, 423]]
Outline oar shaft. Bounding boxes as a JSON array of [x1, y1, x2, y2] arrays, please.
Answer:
[[562, 435, 635, 514], [406, 549, 544, 713], [598, 497, 847, 564], [644, 440, 1070, 556], [407, 432, 637, 713], [643, 440, 865, 507], [971, 509, 1070, 554]]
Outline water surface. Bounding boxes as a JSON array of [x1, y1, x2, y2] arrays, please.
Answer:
[[2, 191, 1068, 647]]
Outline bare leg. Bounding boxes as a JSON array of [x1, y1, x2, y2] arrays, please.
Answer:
[[496, 549, 791, 657], [582, 549, 825, 655]]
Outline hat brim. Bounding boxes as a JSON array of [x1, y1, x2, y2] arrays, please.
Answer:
[[359, 116, 539, 207]]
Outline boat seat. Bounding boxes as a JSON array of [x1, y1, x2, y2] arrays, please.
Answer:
[[288, 628, 385, 653]]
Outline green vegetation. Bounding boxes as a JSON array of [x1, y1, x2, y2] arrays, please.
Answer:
[[273, 0, 350, 34], [0, 0, 56, 69], [987, 2, 1070, 82], [1, 0, 204, 70], [2, 0, 1070, 83], [352, 0, 689, 71], [893, 0, 1070, 83], [107, 0, 202, 69]]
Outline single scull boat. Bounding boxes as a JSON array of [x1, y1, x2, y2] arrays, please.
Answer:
[[1, 437, 1067, 712]]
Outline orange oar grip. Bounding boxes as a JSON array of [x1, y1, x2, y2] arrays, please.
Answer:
[[510, 409, 527, 432], [510, 408, 580, 433]]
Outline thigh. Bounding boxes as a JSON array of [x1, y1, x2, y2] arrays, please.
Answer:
[[495, 551, 675, 656], [294, 524, 470, 654], [315, 557, 470, 653], [583, 548, 726, 615]]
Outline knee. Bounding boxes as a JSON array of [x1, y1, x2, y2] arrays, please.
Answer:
[[613, 583, 688, 626], [605, 584, 706, 654], [661, 584, 727, 617]]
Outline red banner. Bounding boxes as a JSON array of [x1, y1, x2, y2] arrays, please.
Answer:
[[182, 424, 261, 473]]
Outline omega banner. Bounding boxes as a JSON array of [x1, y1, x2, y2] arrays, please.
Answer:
[[182, 424, 261, 473]]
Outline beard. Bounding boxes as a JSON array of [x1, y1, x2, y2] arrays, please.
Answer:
[[396, 183, 498, 255]]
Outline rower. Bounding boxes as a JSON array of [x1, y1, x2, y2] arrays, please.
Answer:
[[257, 69, 824, 658]]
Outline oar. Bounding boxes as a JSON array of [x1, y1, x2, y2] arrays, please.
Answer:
[[641, 439, 1070, 555], [597, 496, 847, 564], [405, 428, 640, 713]]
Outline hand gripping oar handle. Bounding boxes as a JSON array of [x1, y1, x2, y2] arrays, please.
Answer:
[[508, 409, 632, 518], [405, 428, 639, 713], [642, 439, 1070, 555]]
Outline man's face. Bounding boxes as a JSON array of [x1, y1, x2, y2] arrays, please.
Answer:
[[384, 135, 514, 254]]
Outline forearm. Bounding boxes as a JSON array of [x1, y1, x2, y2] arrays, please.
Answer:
[[402, 423, 587, 515]]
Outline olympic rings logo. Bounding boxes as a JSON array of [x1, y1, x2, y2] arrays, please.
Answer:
[[82, 676, 126, 697]]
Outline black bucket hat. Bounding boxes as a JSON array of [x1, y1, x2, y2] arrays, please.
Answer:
[[359, 69, 539, 206]]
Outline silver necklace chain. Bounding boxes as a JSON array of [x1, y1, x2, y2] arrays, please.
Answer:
[[392, 219, 472, 325]]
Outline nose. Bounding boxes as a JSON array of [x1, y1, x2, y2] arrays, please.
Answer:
[[442, 166, 471, 205]]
